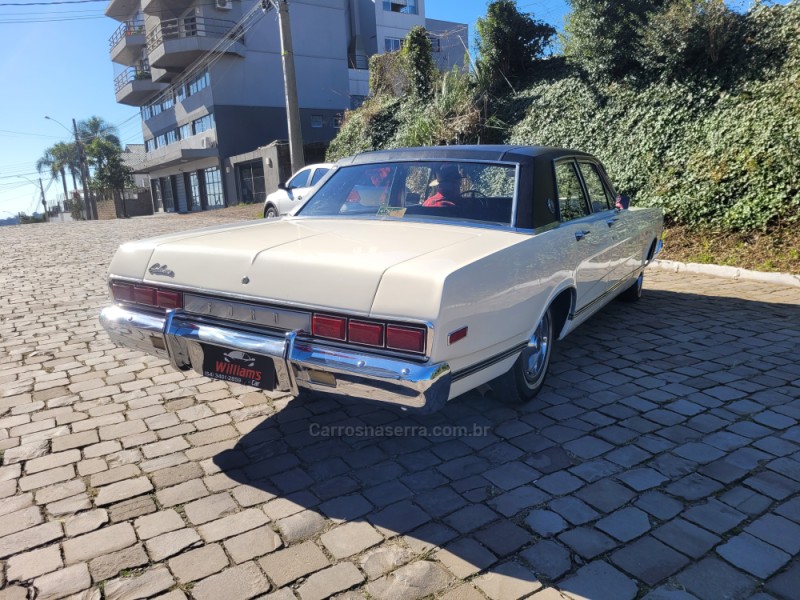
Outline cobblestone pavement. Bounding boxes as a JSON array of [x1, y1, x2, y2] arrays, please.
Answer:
[[1, 209, 799, 600]]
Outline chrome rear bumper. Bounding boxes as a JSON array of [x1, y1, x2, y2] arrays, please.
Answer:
[[99, 305, 451, 412]]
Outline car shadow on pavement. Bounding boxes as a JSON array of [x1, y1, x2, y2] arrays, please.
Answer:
[[212, 288, 800, 598]]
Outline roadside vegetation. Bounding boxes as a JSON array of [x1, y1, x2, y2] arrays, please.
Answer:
[[327, 0, 800, 273]]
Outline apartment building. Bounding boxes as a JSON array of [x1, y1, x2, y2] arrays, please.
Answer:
[[106, 0, 467, 212]]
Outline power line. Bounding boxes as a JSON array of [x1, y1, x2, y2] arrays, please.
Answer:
[[0, 15, 104, 23], [0, 0, 105, 6], [0, 129, 65, 139]]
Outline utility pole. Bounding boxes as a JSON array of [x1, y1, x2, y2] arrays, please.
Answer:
[[73, 118, 96, 220], [275, 0, 305, 173], [38, 178, 48, 222]]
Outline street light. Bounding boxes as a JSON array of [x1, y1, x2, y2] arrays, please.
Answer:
[[16, 175, 48, 222], [44, 115, 96, 220]]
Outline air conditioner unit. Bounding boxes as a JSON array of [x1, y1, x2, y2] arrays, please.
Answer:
[[201, 136, 216, 149], [215, 0, 232, 10]]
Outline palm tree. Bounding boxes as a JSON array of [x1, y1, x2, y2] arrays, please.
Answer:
[[36, 145, 68, 208], [77, 116, 121, 148]]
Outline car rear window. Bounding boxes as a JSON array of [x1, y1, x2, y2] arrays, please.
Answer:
[[297, 161, 517, 226]]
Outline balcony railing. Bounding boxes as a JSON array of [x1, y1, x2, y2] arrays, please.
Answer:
[[114, 65, 152, 92], [109, 17, 146, 49], [146, 16, 241, 53]]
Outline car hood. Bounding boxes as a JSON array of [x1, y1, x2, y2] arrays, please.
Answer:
[[111, 218, 519, 315]]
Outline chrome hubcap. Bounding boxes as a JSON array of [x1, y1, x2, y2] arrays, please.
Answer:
[[523, 312, 551, 384]]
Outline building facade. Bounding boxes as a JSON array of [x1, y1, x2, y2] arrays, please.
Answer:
[[106, 0, 467, 212]]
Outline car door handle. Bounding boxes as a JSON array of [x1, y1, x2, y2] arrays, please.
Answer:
[[575, 230, 591, 241]]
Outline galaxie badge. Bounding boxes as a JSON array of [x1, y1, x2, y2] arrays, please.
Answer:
[[148, 263, 175, 278]]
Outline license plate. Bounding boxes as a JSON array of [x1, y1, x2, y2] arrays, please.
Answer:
[[201, 345, 276, 390]]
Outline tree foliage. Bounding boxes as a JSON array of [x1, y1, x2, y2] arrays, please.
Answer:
[[562, 0, 666, 82], [327, 1, 800, 233], [402, 26, 436, 100], [87, 138, 132, 194], [78, 116, 120, 148], [476, 0, 556, 91], [37, 115, 129, 216], [369, 52, 408, 97], [638, 0, 747, 82]]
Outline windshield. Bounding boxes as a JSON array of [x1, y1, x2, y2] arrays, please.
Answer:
[[296, 161, 517, 226]]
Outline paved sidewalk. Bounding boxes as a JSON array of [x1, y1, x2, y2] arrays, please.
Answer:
[[1, 211, 799, 600]]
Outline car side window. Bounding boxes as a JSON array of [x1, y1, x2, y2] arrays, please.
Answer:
[[287, 169, 311, 189], [310, 168, 329, 186], [554, 161, 589, 222], [578, 162, 614, 212]]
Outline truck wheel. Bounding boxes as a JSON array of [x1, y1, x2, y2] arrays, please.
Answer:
[[619, 272, 643, 302], [491, 308, 553, 404]]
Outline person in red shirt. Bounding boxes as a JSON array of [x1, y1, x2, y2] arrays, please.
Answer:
[[423, 165, 462, 207]]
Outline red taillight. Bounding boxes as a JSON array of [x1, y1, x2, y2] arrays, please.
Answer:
[[348, 320, 384, 347], [386, 325, 426, 354], [111, 282, 134, 302], [111, 282, 182, 310], [156, 290, 182, 309], [133, 286, 157, 306], [312, 314, 347, 340]]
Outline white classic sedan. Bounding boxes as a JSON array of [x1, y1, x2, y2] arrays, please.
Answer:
[[101, 146, 663, 413], [263, 162, 333, 218]]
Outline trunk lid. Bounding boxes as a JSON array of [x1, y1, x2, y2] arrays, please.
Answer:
[[141, 219, 479, 313]]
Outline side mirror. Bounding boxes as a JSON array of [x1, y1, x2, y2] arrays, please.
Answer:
[[278, 182, 287, 190], [615, 194, 630, 210]]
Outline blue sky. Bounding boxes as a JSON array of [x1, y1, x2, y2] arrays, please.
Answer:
[[0, 0, 573, 217]]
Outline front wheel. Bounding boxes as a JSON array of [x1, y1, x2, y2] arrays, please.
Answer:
[[264, 205, 278, 219], [491, 308, 554, 404]]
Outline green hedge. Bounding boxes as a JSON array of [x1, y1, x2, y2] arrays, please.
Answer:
[[329, 2, 800, 232]]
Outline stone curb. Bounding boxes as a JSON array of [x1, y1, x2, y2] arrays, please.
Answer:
[[651, 259, 800, 288]]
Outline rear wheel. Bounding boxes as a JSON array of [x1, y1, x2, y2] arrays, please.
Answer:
[[619, 272, 643, 302], [491, 308, 554, 404], [264, 205, 278, 219]]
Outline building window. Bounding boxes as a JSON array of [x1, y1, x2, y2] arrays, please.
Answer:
[[165, 129, 178, 145], [310, 115, 324, 128], [161, 176, 175, 211], [145, 138, 156, 152], [237, 161, 266, 204], [384, 37, 403, 52], [186, 171, 201, 211], [155, 133, 167, 147], [333, 114, 343, 129], [204, 167, 225, 208], [193, 113, 214, 134], [428, 36, 441, 52], [188, 70, 210, 96], [178, 123, 193, 140], [151, 179, 163, 212], [383, 0, 417, 14]]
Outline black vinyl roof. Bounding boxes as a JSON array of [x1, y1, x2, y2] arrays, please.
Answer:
[[341, 145, 594, 166]]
